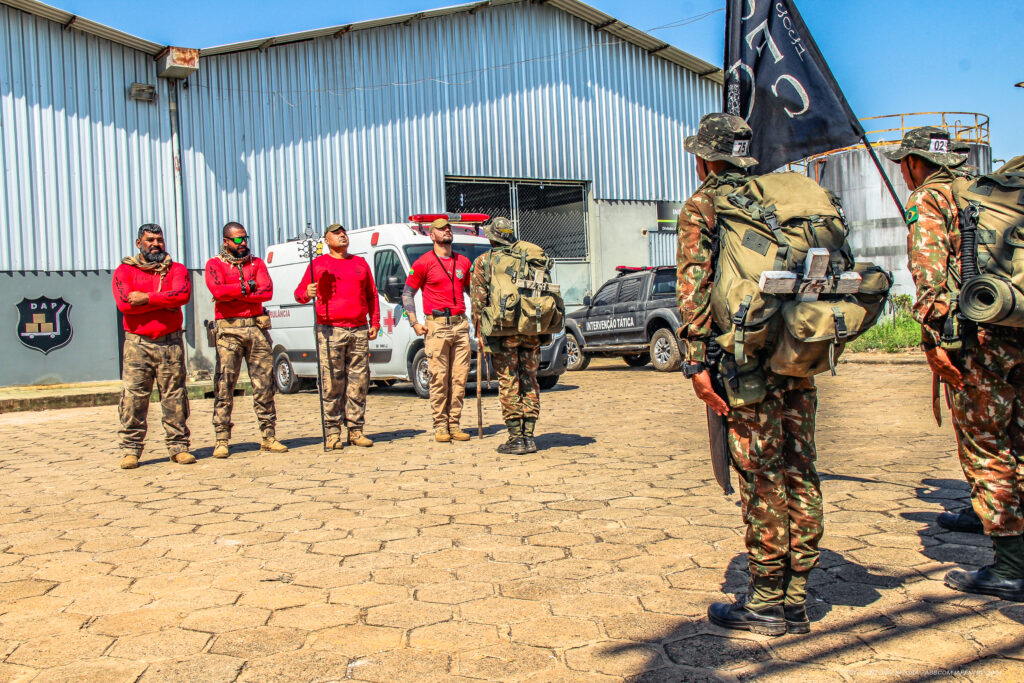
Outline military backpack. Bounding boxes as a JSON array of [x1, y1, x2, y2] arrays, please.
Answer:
[[709, 172, 892, 401], [952, 156, 1024, 328], [478, 240, 565, 337]]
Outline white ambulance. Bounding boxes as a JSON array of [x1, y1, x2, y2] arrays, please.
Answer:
[[262, 213, 568, 398]]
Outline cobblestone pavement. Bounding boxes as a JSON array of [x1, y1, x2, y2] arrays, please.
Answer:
[[0, 358, 1021, 682]]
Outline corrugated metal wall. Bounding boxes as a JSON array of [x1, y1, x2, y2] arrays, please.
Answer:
[[0, 3, 176, 271], [648, 229, 677, 267], [177, 1, 719, 265], [1, 1, 719, 271]]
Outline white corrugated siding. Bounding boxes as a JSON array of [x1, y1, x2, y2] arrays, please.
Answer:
[[178, 1, 719, 265], [648, 229, 677, 267], [0, 3, 176, 271]]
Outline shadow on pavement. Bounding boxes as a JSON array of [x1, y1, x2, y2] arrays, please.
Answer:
[[534, 432, 596, 448], [603, 547, 1024, 682], [907, 477, 994, 571]]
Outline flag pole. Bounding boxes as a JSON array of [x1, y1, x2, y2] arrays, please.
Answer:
[[859, 135, 908, 224]]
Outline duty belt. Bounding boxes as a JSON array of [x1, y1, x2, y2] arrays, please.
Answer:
[[217, 317, 258, 328], [125, 331, 182, 344], [426, 312, 466, 324]]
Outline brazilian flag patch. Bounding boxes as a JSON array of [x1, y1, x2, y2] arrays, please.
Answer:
[[906, 206, 919, 224]]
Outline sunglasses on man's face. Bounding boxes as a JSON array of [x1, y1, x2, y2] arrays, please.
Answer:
[[228, 236, 249, 244]]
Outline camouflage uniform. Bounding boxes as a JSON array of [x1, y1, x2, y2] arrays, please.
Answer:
[[213, 320, 277, 440], [471, 249, 544, 422], [676, 176, 824, 581], [120, 333, 191, 455], [318, 325, 370, 435], [678, 115, 822, 628], [890, 130, 1024, 537]]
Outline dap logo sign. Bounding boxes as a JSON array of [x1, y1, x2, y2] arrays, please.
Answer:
[[16, 296, 73, 354]]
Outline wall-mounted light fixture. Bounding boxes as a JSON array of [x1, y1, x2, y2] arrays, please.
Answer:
[[128, 82, 157, 102]]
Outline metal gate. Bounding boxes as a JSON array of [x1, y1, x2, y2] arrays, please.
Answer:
[[445, 178, 590, 305], [445, 178, 588, 260], [648, 229, 677, 267]]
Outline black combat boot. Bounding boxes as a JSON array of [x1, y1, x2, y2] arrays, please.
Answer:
[[708, 575, 786, 636], [937, 505, 984, 534], [496, 419, 528, 455], [945, 535, 1024, 602], [783, 569, 811, 634], [521, 418, 538, 453]]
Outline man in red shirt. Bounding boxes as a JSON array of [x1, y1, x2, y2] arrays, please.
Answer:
[[111, 223, 193, 469], [294, 224, 380, 449], [402, 218, 473, 442], [205, 222, 288, 458]]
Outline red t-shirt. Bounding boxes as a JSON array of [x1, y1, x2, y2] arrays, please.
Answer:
[[205, 256, 273, 320], [405, 250, 472, 316], [294, 253, 381, 329], [111, 261, 191, 340]]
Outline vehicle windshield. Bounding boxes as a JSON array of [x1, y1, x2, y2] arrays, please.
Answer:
[[404, 242, 492, 266]]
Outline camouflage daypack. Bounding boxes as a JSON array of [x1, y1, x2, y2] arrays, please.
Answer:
[[710, 172, 892, 391], [954, 156, 1024, 328], [479, 240, 564, 337]]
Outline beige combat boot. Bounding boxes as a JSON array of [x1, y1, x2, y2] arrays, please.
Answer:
[[449, 426, 471, 441], [325, 434, 344, 450], [434, 428, 451, 443], [120, 452, 140, 469], [261, 436, 288, 453], [348, 430, 373, 447], [170, 451, 196, 464], [213, 440, 230, 458]]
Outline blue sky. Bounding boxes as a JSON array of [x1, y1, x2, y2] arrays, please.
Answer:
[[63, 0, 1023, 161]]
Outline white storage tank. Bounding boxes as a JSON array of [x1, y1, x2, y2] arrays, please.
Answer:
[[809, 113, 991, 296]]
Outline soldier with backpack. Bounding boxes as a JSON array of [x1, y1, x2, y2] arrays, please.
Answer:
[[677, 113, 891, 636], [470, 217, 564, 454], [890, 127, 1024, 602]]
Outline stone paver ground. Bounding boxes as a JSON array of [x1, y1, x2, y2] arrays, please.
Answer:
[[1, 357, 1022, 682]]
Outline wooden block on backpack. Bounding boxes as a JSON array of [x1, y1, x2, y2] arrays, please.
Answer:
[[758, 271, 797, 294]]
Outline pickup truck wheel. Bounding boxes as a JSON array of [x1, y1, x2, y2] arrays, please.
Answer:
[[565, 334, 590, 371], [622, 353, 650, 367], [650, 328, 682, 372], [274, 353, 302, 394], [411, 349, 431, 399], [538, 375, 559, 390]]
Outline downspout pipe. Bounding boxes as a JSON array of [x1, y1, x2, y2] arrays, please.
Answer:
[[167, 79, 187, 265]]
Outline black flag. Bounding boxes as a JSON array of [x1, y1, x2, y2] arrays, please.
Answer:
[[724, 0, 864, 173]]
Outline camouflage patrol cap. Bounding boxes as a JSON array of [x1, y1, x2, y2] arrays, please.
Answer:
[[684, 113, 758, 168], [483, 216, 514, 244], [882, 126, 968, 168]]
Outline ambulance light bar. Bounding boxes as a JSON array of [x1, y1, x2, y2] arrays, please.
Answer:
[[408, 213, 490, 224]]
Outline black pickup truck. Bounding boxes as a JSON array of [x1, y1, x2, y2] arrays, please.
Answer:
[[564, 266, 684, 372]]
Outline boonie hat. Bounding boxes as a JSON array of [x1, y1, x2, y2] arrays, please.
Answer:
[[325, 223, 346, 234], [882, 126, 968, 168], [684, 113, 758, 169], [483, 216, 514, 244]]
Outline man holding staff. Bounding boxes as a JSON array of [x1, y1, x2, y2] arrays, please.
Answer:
[[294, 224, 380, 450]]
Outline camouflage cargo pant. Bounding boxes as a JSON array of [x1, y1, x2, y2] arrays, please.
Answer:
[[949, 328, 1024, 536], [490, 334, 541, 422], [213, 319, 277, 440], [119, 332, 190, 456], [727, 371, 823, 579], [318, 325, 370, 433], [424, 316, 471, 430]]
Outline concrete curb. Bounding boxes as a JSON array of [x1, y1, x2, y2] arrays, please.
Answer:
[[0, 381, 252, 414], [841, 353, 927, 366]]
